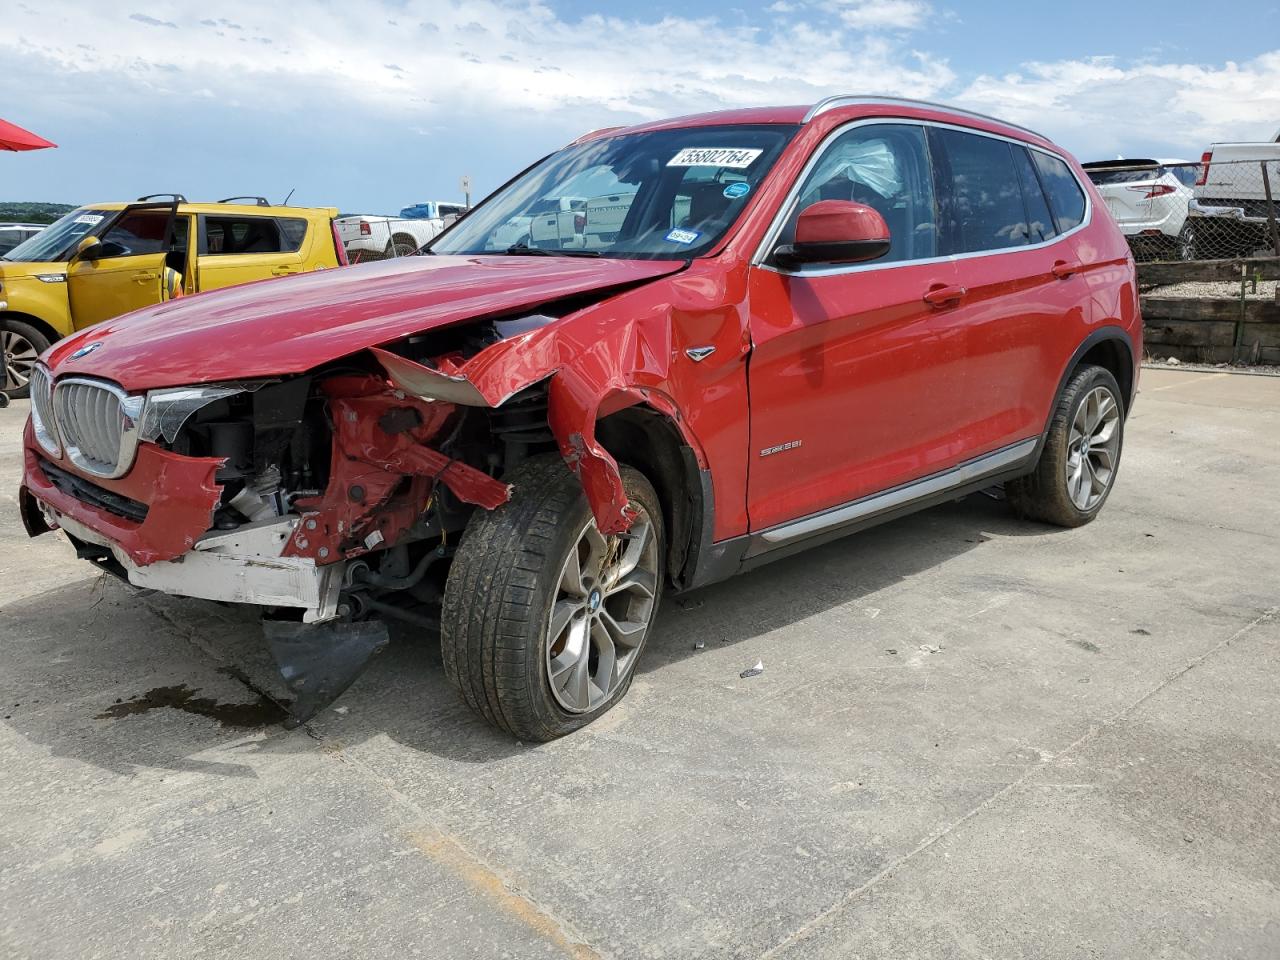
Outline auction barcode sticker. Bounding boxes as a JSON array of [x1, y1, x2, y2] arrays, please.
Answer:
[[667, 147, 763, 169]]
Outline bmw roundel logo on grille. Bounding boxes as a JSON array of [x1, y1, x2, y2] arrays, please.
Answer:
[[68, 341, 102, 361]]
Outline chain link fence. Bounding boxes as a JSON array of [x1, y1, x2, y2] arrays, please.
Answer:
[[1086, 158, 1280, 263]]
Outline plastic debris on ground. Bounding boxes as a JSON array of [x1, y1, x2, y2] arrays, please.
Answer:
[[740, 661, 764, 679]]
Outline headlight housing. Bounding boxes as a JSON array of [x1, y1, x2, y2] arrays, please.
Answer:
[[138, 383, 258, 444]]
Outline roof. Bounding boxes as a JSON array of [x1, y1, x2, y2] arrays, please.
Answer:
[[575, 96, 1052, 147], [79, 200, 338, 216]]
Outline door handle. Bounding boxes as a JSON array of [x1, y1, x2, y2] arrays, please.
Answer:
[[131, 271, 159, 283], [923, 284, 966, 307], [271, 267, 298, 276], [1051, 260, 1081, 279]]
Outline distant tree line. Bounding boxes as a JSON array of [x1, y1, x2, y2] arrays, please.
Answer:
[[0, 202, 76, 224]]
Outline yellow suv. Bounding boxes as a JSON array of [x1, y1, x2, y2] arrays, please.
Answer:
[[0, 195, 345, 396]]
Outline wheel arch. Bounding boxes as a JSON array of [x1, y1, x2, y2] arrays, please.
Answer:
[[1075, 330, 1135, 415], [595, 404, 709, 590], [0, 310, 62, 352]]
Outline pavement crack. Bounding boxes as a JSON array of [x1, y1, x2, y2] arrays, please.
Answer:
[[758, 605, 1278, 959]]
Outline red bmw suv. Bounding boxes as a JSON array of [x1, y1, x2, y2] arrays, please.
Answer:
[[20, 97, 1140, 739]]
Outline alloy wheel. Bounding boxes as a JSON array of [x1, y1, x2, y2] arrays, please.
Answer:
[[1066, 385, 1121, 511], [2, 329, 37, 391], [545, 508, 659, 713]]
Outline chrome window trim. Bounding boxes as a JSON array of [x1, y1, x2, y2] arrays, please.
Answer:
[[803, 95, 1047, 141], [52, 376, 145, 480], [752, 116, 1093, 279]]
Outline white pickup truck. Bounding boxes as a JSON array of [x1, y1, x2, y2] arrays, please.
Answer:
[[1187, 131, 1280, 258], [337, 201, 468, 261]]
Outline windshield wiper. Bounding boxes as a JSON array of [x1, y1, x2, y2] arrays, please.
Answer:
[[503, 242, 601, 258]]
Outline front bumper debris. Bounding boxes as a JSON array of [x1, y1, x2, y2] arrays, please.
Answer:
[[264, 618, 391, 727], [42, 507, 345, 622]]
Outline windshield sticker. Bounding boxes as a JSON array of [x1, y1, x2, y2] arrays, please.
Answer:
[[73, 215, 104, 225], [667, 147, 763, 169], [723, 181, 751, 200], [665, 228, 701, 245]]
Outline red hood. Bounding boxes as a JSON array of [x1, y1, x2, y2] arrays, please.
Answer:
[[45, 255, 685, 390]]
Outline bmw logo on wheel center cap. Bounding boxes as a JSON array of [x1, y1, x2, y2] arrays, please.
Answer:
[[588, 589, 602, 613]]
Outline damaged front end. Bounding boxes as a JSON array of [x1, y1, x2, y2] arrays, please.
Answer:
[[22, 362, 514, 725]]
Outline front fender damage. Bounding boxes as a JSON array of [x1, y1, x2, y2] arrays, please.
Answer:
[[371, 317, 680, 533]]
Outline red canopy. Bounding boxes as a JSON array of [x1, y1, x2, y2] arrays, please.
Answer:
[[0, 118, 56, 152]]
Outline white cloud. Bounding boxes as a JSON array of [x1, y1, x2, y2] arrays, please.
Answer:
[[4, 1, 953, 126], [829, 0, 933, 30], [957, 53, 1280, 158]]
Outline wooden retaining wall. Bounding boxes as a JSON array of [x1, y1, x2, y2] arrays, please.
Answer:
[[1139, 258, 1280, 364]]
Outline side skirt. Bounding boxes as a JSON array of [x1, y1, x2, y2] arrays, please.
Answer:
[[683, 438, 1038, 589]]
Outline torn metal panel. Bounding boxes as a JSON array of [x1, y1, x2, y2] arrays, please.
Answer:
[[282, 376, 510, 563], [21, 420, 224, 567]]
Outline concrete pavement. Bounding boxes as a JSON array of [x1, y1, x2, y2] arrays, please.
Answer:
[[1, 366, 1277, 959]]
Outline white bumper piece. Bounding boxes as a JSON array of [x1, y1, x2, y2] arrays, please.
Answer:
[[44, 509, 344, 623]]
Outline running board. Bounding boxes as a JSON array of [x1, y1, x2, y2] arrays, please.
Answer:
[[745, 438, 1038, 560]]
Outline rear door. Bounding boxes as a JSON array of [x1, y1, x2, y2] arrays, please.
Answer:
[[66, 201, 180, 329], [926, 128, 1090, 454], [745, 121, 972, 530], [196, 212, 308, 291]]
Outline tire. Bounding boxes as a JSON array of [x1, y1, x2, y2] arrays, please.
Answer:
[[1006, 364, 1125, 528], [388, 235, 418, 258], [1, 319, 50, 399], [1176, 223, 1196, 261], [441, 455, 665, 741]]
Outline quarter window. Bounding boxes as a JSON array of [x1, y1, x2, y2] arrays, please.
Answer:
[[1032, 152, 1087, 232], [780, 123, 938, 264], [1012, 146, 1057, 244], [929, 128, 1029, 254]]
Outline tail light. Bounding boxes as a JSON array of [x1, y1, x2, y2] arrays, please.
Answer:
[[1195, 151, 1212, 186], [1128, 184, 1176, 198], [331, 221, 349, 266], [359, 220, 372, 236], [574, 213, 586, 233]]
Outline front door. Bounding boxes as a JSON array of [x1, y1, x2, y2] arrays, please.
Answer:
[[745, 122, 974, 531], [66, 202, 180, 330]]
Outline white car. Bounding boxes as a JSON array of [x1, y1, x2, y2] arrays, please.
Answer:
[[1082, 159, 1197, 259]]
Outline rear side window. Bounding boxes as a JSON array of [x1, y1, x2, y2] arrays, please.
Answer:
[[1032, 152, 1087, 232], [1012, 147, 1056, 244], [277, 217, 308, 251], [201, 215, 295, 256], [782, 122, 938, 263], [929, 128, 1028, 254]]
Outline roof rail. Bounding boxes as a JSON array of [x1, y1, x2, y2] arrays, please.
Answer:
[[804, 96, 1046, 141], [217, 196, 271, 207], [136, 193, 187, 202]]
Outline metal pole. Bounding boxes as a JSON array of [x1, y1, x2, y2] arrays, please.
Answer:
[[1261, 160, 1280, 259]]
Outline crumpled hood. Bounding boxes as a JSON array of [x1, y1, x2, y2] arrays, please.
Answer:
[[44, 254, 686, 390]]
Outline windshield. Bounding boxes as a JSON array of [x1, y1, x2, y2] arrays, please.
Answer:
[[2, 208, 112, 262], [432, 124, 799, 260]]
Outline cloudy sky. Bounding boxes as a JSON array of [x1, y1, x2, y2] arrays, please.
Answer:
[[5, 0, 1280, 213]]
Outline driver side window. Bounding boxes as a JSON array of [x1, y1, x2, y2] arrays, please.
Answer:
[[782, 123, 938, 264]]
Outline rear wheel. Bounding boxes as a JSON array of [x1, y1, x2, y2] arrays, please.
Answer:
[[1, 319, 49, 399], [441, 455, 664, 741], [1006, 364, 1124, 527], [1176, 222, 1196, 261], [388, 235, 418, 258]]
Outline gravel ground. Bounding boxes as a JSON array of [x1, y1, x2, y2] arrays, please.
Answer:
[[1145, 278, 1279, 300]]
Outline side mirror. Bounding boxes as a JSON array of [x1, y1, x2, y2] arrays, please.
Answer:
[[774, 200, 891, 268], [74, 235, 103, 260]]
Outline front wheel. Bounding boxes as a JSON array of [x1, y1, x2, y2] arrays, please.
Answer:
[[1006, 364, 1125, 527], [1, 319, 50, 399], [441, 455, 665, 741]]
